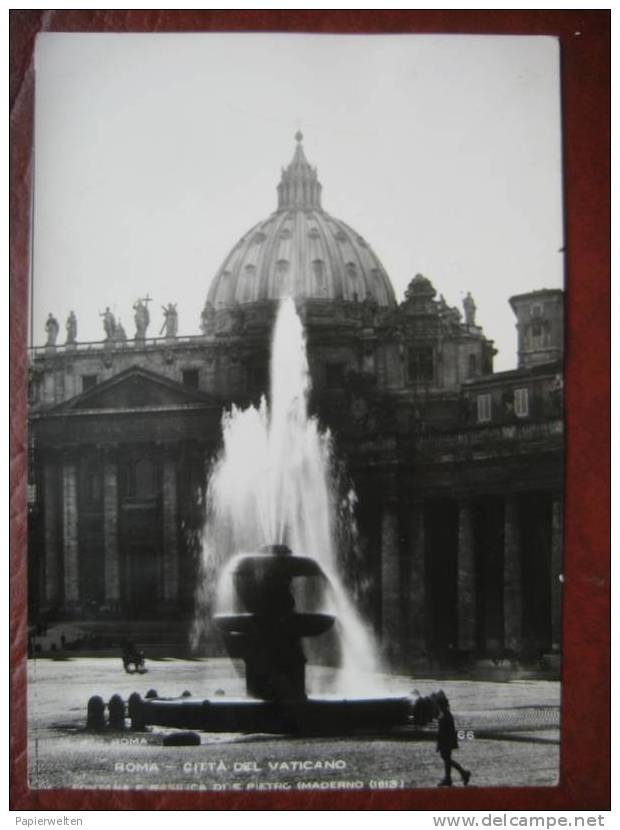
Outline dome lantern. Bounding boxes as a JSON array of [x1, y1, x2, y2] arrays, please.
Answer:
[[276, 132, 323, 211]]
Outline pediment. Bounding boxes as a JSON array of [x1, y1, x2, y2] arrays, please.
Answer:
[[51, 366, 214, 413]]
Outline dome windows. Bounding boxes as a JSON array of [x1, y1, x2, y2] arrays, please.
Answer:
[[275, 259, 290, 298], [205, 136, 397, 309], [312, 259, 326, 296]]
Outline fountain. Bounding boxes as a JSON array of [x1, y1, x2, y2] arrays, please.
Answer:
[[119, 298, 414, 734], [213, 544, 335, 701]]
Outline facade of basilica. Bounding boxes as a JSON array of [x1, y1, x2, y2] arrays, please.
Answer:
[[28, 134, 564, 666]]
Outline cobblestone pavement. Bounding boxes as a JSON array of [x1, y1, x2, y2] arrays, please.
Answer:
[[27, 658, 560, 793]]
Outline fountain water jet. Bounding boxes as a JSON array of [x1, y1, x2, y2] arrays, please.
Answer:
[[197, 298, 380, 696], [126, 299, 413, 734]]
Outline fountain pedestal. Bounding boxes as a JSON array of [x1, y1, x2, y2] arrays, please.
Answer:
[[214, 545, 334, 701]]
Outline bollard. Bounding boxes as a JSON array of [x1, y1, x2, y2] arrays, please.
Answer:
[[108, 694, 126, 730], [128, 692, 146, 731], [86, 695, 106, 731]]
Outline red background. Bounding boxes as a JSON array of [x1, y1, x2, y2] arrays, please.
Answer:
[[9, 10, 610, 811]]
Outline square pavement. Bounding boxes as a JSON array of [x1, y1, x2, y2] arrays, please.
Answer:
[[27, 657, 560, 792]]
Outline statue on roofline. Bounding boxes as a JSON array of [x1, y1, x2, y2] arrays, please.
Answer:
[[463, 292, 477, 326], [65, 311, 77, 345], [45, 313, 59, 346], [160, 303, 178, 338], [100, 307, 116, 340], [133, 296, 151, 340], [200, 300, 216, 335]]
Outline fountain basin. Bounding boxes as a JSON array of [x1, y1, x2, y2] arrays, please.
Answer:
[[129, 693, 413, 736]]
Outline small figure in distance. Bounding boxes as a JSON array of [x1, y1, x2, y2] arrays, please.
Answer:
[[434, 690, 471, 787], [120, 637, 147, 674]]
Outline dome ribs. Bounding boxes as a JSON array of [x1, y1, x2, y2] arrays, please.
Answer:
[[258, 212, 289, 302], [205, 135, 397, 310], [315, 211, 344, 302]]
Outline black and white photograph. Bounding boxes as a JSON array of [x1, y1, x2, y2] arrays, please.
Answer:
[[26, 31, 565, 795]]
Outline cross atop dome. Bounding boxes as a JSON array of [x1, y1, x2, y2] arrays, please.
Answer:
[[277, 132, 322, 211]]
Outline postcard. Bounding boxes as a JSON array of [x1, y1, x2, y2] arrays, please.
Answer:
[[10, 13, 610, 811]]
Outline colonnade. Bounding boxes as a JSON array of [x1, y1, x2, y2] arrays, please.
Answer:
[[38, 449, 563, 662], [41, 448, 181, 613], [378, 485, 563, 659]]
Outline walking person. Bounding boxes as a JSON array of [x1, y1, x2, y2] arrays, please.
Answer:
[[435, 691, 471, 787]]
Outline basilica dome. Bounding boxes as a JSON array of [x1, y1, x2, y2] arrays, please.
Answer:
[[207, 133, 397, 309]]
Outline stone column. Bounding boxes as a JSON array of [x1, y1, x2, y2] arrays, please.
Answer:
[[503, 495, 522, 652], [43, 459, 61, 605], [380, 477, 400, 655], [408, 500, 426, 653], [103, 453, 120, 607], [457, 499, 476, 651], [61, 456, 79, 605], [162, 450, 179, 603], [550, 492, 563, 652]]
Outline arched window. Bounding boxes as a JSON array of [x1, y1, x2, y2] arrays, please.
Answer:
[[276, 259, 290, 297], [312, 259, 326, 294], [530, 322, 543, 348], [408, 347, 434, 383], [514, 388, 529, 418], [468, 354, 477, 378]]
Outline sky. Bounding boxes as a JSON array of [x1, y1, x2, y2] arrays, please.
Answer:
[[32, 33, 564, 371]]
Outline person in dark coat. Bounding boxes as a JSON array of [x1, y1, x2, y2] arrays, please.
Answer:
[[435, 691, 471, 787]]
